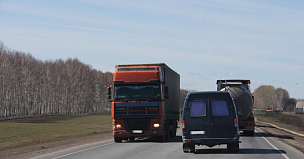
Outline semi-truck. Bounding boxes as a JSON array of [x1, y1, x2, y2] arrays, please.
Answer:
[[216, 79, 255, 136], [107, 63, 180, 142]]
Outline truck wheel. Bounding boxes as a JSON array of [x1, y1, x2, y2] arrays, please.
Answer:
[[114, 137, 122, 143], [244, 130, 254, 136], [174, 120, 177, 137], [161, 121, 169, 141], [157, 135, 166, 142], [248, 130, 254, 136], [169, 120, 177, 138]]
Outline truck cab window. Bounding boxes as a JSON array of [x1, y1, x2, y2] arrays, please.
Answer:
[[114, 85, 161, 101]]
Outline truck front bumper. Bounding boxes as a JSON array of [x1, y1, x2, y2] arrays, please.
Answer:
[[114, 129, 163, 138]]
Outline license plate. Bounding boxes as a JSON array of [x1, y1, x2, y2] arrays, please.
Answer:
[[190, 131, 205, 135], [132, 130, 143, 133]]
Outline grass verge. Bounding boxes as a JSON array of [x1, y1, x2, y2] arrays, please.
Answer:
[[253, 110, 304, 135], [0, 113, 112, 151]]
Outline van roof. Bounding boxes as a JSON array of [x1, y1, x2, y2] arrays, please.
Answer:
[[186, 91, 232, 100], [188, 91, 229, 95]]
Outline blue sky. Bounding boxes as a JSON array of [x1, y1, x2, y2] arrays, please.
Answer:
[[1, 0, 303, 99]]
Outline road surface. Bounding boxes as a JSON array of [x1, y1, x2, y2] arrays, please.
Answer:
[[33, 127, 304, 159]]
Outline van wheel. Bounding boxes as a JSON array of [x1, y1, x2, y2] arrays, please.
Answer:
[[183, 143, 195, 153], [129, 137, 135, 141], [114, 137, 122, 143], [227, 142, 239, 152]]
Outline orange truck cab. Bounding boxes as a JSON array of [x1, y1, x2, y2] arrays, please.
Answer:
[[107, 63, 180, 142]]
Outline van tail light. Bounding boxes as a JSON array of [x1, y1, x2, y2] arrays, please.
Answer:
[[234, 118, 238, 131], [182, 120, 185, 132]]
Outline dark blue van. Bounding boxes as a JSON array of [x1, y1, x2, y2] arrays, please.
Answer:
[[182, 91, 240, 153]]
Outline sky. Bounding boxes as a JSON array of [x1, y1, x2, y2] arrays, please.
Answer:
[[0, 0, 304, 99]]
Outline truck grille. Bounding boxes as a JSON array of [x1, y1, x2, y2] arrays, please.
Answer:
[[124, 119, 151, 131], [114, 102, 159, 117]]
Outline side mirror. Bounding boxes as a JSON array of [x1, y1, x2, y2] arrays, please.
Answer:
[[165, 86, 169, 94], [107, 87, 111, 99]]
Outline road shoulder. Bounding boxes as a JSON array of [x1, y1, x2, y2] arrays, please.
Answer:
[[0, 132, 113, 159], [256, 120, 304, 154]]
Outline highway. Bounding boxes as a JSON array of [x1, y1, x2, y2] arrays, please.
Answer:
[[33, 127, 304, 159]]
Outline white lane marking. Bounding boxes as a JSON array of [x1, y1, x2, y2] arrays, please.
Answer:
[[256, 130, 289, 159], [52, 142, 114, 159]]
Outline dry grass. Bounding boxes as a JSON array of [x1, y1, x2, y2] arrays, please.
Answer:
[[253, 110, 304, 135], [0, 113, 112, 150]]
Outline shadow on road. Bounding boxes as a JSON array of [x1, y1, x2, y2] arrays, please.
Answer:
[[255, 132, 294, 140], [194, 148, 286, 154], [256, 124, 276, 128], [121, 135, 183, 143], [239, 131, 294, 140]]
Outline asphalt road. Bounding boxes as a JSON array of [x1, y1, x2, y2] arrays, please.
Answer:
[[33, 128, 304, 159]]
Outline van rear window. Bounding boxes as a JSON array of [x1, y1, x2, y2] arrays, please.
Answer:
[[190, 101, 206, 117], [212, 101, 229, 116]]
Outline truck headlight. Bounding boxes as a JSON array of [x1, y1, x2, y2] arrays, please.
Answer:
[[116, 124, 122, 128], [154, 123, 160, 128]]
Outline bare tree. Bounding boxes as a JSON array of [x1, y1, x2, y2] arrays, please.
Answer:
[[0, 41, 114, 118], [252, 85, 275, 110], [274, 88, 290, 110]]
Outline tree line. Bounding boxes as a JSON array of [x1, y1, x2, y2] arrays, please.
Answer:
[[0, 41, 194, 118], [0, 42, 113, 118], [252, 85, 297, 111]]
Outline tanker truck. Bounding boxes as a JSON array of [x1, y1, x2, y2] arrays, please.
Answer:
[[107, 63, 180, 142], [216, 80, 255, 136]]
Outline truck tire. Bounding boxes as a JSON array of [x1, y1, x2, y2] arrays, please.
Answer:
[[169, 120, 177, 138], [114, 137, 122, 143], [157, 130, 169, 142], [244, 130, 254, 136], [170, 120, 177, 138], [157, 135, 166, 142], [249, 130, 254, 136]]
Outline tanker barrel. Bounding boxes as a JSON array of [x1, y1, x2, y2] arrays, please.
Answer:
[[221, 85, 253, 121]]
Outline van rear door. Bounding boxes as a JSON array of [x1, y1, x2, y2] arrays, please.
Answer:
[[184, 94, 209, 138], [209, 93, 235, 138]]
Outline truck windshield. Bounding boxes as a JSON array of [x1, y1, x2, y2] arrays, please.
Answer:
[[114, 85, 161, 101]]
